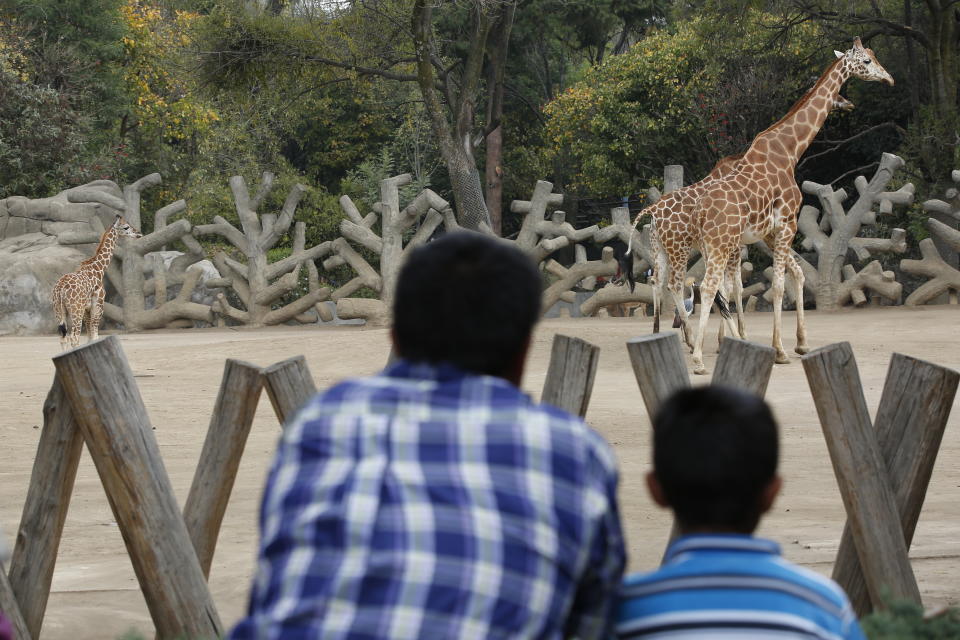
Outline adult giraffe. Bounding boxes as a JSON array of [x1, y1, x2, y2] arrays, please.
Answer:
[[52, 214, 142, 349], [623, 98, 855, 344], [683, 38, 892, 373]]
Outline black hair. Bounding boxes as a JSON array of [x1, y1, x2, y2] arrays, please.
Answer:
[[652, 386, 779, 533], [392, 231, 542, 377]]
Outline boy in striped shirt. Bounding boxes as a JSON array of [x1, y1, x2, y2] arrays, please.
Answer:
[[615, 386, 865, 640]]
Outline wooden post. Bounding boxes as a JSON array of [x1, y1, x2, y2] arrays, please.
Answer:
[[0, 563, 30, 640], [831, 352, 958, 614], [182, 360, 264, 579], [801, 342, 922, 607], [7, 375, 84, 639], [626, 333, 689, 417], [262, 355, 317, 426], [541, 334, 600, 417], [53, 336, 222, 639], [627, 333, 690, 560], [712, 337, 776, 397]]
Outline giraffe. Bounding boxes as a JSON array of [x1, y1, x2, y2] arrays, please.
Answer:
[[52, 214, 142, 349], [622, 95, 856, 343], [681, 38, 892, 374]]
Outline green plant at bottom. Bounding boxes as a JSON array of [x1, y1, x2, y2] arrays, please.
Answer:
[[862, 598, 960, 639]]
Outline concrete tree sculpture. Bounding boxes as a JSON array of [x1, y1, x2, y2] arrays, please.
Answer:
[[542, 247, 628, 314], [324, 176, 608, 325], [508, 181, 598, 263], [764, 153, 911, 310], [581, 168, 684, 317], [193, 173, 332, 327], [322, 174, 459, 326], [901, 170, 960, 305], [71, 173, 217, 331]]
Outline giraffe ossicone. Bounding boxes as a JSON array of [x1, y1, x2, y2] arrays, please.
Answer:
[[52, 214, 142, 349]]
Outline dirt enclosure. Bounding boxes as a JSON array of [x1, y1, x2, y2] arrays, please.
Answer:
[[1, 306, 959, 638]]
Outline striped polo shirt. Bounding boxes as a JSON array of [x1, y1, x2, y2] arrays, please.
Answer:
[[615, 534, 865, 639]]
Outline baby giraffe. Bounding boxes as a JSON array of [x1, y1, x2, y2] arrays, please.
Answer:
[[52, 214, 141, 349]]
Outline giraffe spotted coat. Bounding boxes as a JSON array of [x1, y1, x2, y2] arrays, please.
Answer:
[[52, 215, 141, 349]]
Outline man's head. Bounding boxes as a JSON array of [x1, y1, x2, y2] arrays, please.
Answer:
[[647, 386, 781, 534], [392, 231, 542, 382]]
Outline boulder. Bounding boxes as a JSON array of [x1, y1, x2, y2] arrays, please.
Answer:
[[0, 233, 89, 336]]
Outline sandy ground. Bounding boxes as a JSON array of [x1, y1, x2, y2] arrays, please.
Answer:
[[1, 306, 958, 638]]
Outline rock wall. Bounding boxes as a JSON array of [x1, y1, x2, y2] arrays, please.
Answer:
[[0, 234, 89, 336]]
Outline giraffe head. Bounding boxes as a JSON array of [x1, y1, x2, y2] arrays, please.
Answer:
[[833, 94, 855, 112], [113, 214, 142, 239], [835, 37, 894, 86]]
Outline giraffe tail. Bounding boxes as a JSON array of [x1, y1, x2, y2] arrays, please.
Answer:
[[714, 290, 731, 320], [52, 288, 67, 337]]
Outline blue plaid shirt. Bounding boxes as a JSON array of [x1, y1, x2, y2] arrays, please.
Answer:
[[228, 359, 625, 639]]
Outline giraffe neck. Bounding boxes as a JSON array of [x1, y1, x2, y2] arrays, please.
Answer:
[[82, 226, 119, 279], [745, 59, 850, 168]]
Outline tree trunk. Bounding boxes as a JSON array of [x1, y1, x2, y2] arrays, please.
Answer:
[[483, 3, 516, 236], [926, 5, 958, 116], [448, 150, 491, 231], [411, 0, 494, 231], [903, 0, 920, 112], [485, 125, 504, 234]]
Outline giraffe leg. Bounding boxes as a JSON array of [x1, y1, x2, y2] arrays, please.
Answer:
[[665, 247, 693, 350], [787, 253, 809, 354], [714, 273, 727, 353], [651, 247, 668, 334], [692, 252, 729, 375], [726, 248, 748, 340], [709, 249, 740, 351], [714, 259, 739, 352], [88, 287, 105, 343], [767, 242, 790, 365], [68, 300, 84, 349]]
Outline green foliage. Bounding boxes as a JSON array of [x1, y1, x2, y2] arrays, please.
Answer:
[[0, 67, 90, 198], [180, 158, 343, 250], [339, 148, 431, 215], [542, 11, 824, 198], [5, 0, 129, 139], [862, 600, 960, 639], [897, 106, 960, 192], [117, 2, 219, 189], [283, 78, 396, 193]]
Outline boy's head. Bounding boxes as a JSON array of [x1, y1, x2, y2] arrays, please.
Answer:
[[392, 231, 542, 383], [647, 386, 781, 534]]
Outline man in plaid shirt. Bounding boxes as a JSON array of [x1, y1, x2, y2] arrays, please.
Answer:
[[228, 232, 625, 639]]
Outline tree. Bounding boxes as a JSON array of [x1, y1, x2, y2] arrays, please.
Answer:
[[193, 172, 332, 326], [3, 0, 128, 148], [545, 22, 703, 196], [0, 66, 91, 199], [767, 1, 958, 188], [192, 0, 508, 230], [114, 0, 225, 209]]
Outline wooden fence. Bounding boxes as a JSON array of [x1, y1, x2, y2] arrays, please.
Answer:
[[0, 333, 601, 639], [1, 331, 955, 636]]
